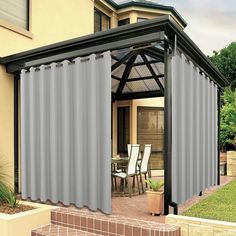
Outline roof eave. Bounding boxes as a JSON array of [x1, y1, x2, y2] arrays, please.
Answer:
[[0, 15, 228, 87]]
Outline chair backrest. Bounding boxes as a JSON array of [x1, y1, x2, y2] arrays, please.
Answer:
[[127, 144, 131, 157], [127, 144, 140, 176], [140, 144, 152, 173]]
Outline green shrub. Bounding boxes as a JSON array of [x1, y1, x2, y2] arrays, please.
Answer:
[[0, 158, 19, 208], [146, 178, 164, 192], [0, 183, 19, 208], [220, 89, 236, 151]]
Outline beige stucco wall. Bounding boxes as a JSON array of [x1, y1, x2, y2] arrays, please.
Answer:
[[0, 0, 94, 187], [0, 66, 14, 187]]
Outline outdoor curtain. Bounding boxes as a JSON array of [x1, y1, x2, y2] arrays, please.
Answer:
[[21, 51, 111, 214], [171, 50, 218, 204]]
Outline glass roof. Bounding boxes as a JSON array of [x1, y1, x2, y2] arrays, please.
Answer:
[[111, 46, 165, 98]]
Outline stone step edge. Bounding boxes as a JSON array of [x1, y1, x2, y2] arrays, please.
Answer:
[[51, 208, 180, 235], [31, 223, 103, 236]]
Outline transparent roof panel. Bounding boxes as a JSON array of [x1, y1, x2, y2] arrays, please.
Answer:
[[112, 63, 125, 78], [151, 63, 164, 75], [111, 46, 165, 96], [144, 79, 160, 91], [111, 79, 119, 93], [133, 64, 152, 77], [123, 80, 149, 93]]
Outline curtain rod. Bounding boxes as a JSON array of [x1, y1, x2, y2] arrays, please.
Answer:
[[25, 54, 105, 72]]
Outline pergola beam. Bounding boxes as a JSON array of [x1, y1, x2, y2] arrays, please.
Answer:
[[112, 74, 164, 82], [142, 49, 164, 62], [115, 90, 163, 100], [112, 55, 161, 66], [115, 54, 137, 97], [111, 51, 136, 72], [128, 74, 164, 82], [140, 52, 164, 93]]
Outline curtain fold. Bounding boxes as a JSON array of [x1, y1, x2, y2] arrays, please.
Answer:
[[21, 51, 111, 214], [171, 50, 218, 204]]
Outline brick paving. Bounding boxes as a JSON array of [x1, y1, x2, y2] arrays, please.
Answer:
[[32, 207, 180, 236]]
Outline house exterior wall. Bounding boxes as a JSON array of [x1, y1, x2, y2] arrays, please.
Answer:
[[0, 0, 94, 188], [0, 0, 169, 188], [117, 6, 184, 28]]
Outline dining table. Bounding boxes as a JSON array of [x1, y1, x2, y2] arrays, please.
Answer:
[[111, 157, 129, 171]]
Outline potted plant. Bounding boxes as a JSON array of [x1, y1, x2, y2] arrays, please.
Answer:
[[146, 178, 164, 215]]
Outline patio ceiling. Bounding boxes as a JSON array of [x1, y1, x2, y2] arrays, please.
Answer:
[[111, 45, 165, 101]]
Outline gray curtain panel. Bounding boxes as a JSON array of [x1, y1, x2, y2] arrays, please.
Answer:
[[21, 52, 111, 214], [171, 50, 218, 204]]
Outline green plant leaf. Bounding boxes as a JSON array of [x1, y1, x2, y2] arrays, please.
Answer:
[[146, 178, 164, 192]]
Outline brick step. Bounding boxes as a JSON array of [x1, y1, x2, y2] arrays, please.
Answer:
[[31, 223, 102, 236], [50, 208, 180, 236]]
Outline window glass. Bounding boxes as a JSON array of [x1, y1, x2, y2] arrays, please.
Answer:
[[94, 9, 101, 32], [118, 18, 130, 26], [137, 17, 148, 22], [0, 0, 28, 29], [94, 8, 110, 32]]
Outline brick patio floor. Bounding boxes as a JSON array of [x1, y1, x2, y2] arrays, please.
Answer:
[[111, 175, 235, 223]]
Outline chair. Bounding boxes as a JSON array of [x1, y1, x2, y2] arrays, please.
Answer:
[[127, 144, 131, 157], [138, 144, 152, 193], [112, 144, 140, 197]]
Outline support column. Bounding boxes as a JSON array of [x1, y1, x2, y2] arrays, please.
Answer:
[[164, 40, 172, 215], [14, 75, 19, 194]]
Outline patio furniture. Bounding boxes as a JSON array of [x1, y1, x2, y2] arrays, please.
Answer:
[[128, 144, 131, 157], [111, 157, 129, 191], [112, 144, 140, 197], [129, 143, 142, 166], [137, 144, 152, 193]]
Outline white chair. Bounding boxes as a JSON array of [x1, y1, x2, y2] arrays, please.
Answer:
[[127, 144, 131, 157], [112, 144, 140, 197], [138, 144, 152, 193]]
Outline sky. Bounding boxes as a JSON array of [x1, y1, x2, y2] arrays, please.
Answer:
[[114, 0, 236, 56]]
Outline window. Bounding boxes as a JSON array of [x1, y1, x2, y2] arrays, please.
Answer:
[[0, 0, 29, 29], [117, 107, 130, 155], [137, 17, 148, 22], [118, 18, 130, 27], [94, 8, 110, 32], [137, 107, 164, 170]]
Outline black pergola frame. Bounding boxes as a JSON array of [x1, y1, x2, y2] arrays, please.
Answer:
[[0, 15, 228, 215]]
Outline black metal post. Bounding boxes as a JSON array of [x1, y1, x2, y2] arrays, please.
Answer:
[[14, 75, 19, 194], [164, 38, 172, 215], [217, 89, 221, 185]]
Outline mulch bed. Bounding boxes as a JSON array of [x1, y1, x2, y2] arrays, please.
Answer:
[[0, 203, 35, 214]]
